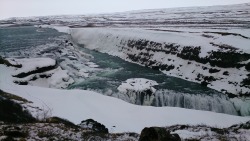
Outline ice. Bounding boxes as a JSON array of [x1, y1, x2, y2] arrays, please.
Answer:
[[155, 90, 238, 115], [230, 98, 250, 116]]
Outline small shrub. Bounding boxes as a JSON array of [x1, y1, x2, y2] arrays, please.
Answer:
[[35, 107, 52, 122], [46, 116, 78, 128]]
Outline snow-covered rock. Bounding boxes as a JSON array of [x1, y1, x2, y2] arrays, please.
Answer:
[[10, 58, 74, 89], [169, 121, 250, 141], [79, 119, 109, 133], [118, 78, 158, 105], [12, 58, 56, 78]]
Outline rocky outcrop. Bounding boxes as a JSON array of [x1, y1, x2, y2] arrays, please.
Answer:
[[123, 39, 250, 96], [117, 78, 158, 105], [9, 58, 74, 89], [139, 127, 181, 141], [0, 56, 22, 68], [12, 62, 56, 78], [79, 119, 109, 134]]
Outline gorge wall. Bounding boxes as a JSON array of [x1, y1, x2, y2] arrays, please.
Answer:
[[70, 28, 250, 97]]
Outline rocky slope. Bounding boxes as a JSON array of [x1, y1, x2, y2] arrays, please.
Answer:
[[70, 28, 250, 97], [1, 89, 249, 141]]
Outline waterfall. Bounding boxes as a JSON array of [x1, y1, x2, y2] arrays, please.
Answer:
[[154, 90, 238, 115]]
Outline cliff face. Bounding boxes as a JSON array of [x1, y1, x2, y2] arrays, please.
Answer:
[[71, 28, 250, 97]]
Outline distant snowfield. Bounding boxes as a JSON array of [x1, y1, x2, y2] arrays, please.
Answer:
[[36, 25, 70, 34], [70, 27, 250, 54], [0, 63, 249, 133]]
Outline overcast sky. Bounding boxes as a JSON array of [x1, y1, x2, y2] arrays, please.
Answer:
[[1, 0, 250, 20]]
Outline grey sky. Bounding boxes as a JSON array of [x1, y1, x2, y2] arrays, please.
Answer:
[[1, 0, 250, 20]]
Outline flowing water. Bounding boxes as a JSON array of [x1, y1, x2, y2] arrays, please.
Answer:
[[0, 26, 239, 115]]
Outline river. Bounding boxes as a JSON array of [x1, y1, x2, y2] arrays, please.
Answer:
[[0, 26, 239, 115]]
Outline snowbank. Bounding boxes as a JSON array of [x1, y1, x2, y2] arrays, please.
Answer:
[[0, 64, 249, 133], [10, 58, 74, 89]]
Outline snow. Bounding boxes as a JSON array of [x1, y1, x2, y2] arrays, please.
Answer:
[[173, 130, 212, 140], [38, 25, 70, 34], [9, 58, 74, 89], [10, 58, 56, 75], [0, 64, 249, 133], [117, 78, 158, 93]]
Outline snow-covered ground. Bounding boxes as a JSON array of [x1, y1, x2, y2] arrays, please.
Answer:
[[0, 63, 250, 133], [2, 3, 250, 28], [169, 122, 250, 141]]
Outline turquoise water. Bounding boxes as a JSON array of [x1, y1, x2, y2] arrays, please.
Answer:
[[0, 26, 63, 53], [71, 46, 223, 96]]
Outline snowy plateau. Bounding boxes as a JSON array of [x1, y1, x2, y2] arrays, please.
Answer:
[[1, 3, 250, 141]]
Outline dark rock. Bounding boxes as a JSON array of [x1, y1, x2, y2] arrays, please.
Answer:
[[79, 119, 108, 134], [201, 81, 209, 86], [139, 127, 181, 141], [13, 64, 56, 78], [13, 81, 28, 85], [209, 68, 220, 73], [204, 76, 216, 82], [30, 76, 38, 81], [165, 65, 175, 71], [0, 56, 22, 68], [246, 62, 250, 71], [177, 46, 201, 62], [40, 74, 51, 78], [241, 74, 250, 87], [223, 71, 229, 76], [202, 66, 208, 70]]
